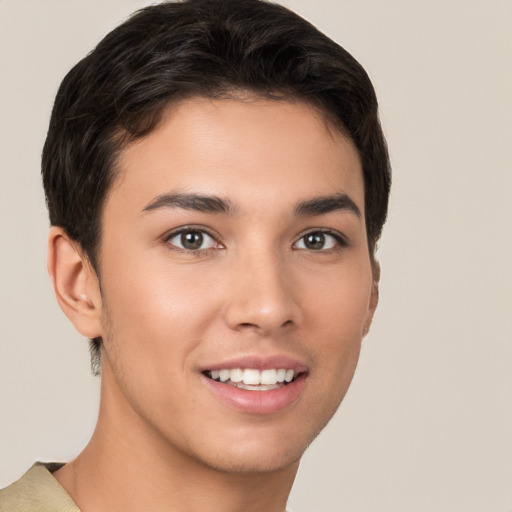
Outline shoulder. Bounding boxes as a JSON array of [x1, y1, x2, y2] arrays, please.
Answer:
[[0, 462, 80, 512]]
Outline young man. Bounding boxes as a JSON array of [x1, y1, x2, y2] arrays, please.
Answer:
[[1, 0, 390, 510]]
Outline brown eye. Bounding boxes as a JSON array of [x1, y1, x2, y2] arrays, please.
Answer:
[[181, 231, 204, 250], [294, 231, 340, 251], [166, 229, 217, 251], [303, 233, 326, 250]]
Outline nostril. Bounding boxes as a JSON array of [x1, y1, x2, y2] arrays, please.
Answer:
[[239, 322, 257, 329], [237, 319, 294, 331]]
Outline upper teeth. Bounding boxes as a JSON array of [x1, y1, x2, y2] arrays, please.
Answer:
[[210, 368, 295, 386]]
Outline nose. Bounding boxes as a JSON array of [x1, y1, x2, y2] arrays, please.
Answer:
[[223, 248, 301, 336]]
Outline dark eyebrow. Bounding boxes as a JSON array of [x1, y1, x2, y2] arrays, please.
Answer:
[[294, 193, 362, 219], [142, 193, 234, 214]]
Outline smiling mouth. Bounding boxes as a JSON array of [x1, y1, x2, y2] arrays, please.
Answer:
[[203, 368, 299, 391]]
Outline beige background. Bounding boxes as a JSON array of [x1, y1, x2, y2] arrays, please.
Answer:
[[1, 1, 511, 510]]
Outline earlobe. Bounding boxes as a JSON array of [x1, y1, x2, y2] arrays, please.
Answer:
[[47, 227, 103, 338]]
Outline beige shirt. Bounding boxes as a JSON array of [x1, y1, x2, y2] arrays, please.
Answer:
[[0, 462, 80, 512], [1, 463, 295, 512]]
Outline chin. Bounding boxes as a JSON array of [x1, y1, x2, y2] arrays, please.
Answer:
[[197, 446, 302, 476], [186, 420, 326, 476]]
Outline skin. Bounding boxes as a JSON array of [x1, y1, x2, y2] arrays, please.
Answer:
[[48, 97, 378, 512]]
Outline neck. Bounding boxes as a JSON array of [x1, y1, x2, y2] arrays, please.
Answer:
[[54, 365, 299, 512]]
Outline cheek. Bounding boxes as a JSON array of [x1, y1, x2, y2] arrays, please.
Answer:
[[97, 262, 215, 421], [106, 245, 219, 315], [306, 263, 373, 337], [302, 261, 372, 385], [98, 252, 223, 368]]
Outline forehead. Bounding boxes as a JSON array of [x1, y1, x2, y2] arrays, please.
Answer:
[[109, 97, 364, 214]]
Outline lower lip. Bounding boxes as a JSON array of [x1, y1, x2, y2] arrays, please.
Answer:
[[202, 374, 307, 414]]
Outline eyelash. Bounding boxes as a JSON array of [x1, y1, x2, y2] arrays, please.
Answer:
[[163, 227, 347, 254]]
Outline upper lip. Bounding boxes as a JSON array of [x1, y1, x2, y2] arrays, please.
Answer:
[[200, 354, 309, 374]]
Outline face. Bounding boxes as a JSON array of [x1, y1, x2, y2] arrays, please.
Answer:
[[94, 97, 377, 474]]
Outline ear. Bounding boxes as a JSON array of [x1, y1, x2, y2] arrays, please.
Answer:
[[47, 227, 103, 338], [363, 259, 380, 337]]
